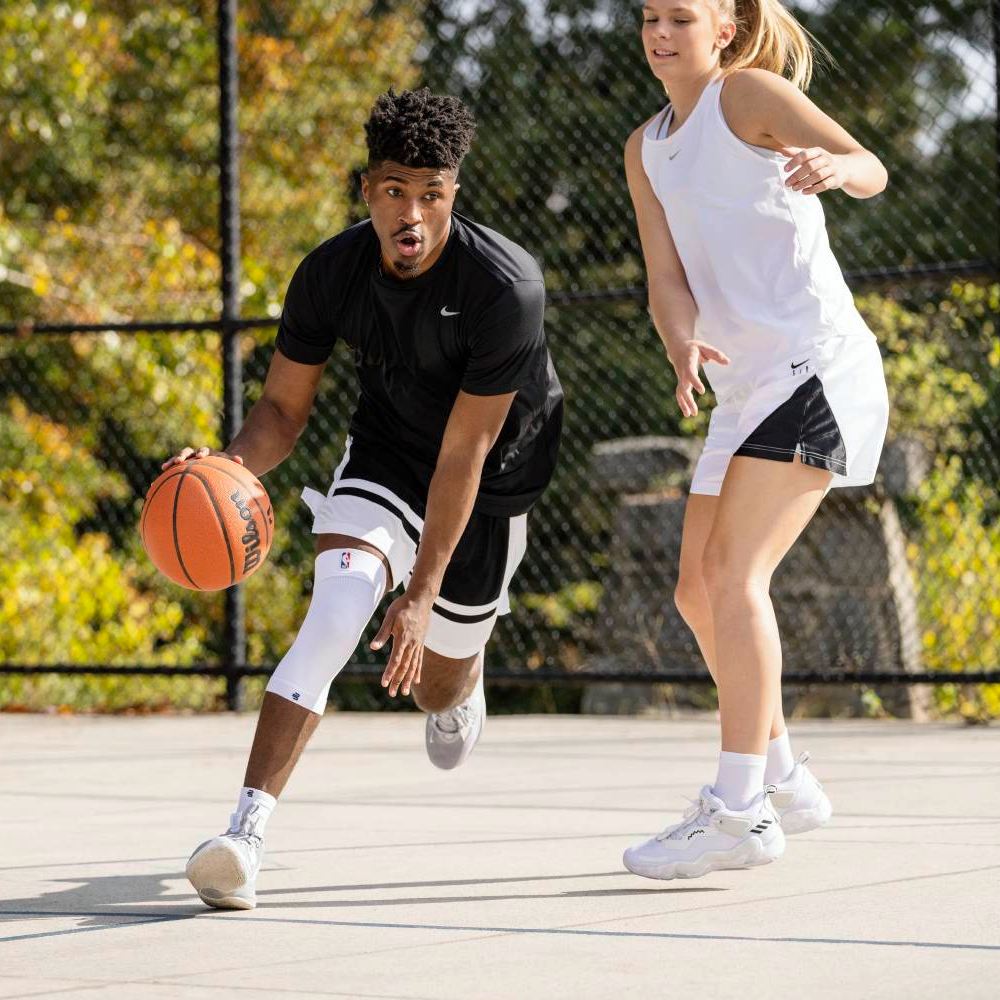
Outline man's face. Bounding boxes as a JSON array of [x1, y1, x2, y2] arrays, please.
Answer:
[[361, 162, 460, 278]]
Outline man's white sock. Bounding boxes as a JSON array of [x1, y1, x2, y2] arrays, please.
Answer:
[[765, 730, 796, 785], [230, 787, 277, 834], [712, 751, 767, 811]]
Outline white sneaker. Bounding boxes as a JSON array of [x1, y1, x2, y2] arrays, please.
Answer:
[[186, 803, 265, 910], [770, 751, 832, 834], [425, 666, 485, 770], [623, 785, 785, 880]]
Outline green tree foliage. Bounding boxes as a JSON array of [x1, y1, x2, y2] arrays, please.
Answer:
[[417, 1, 999, 706], [859, 281, 1000, 716], [1, 1, 424, 322], [419, 0, 995, 282], [421, 0, 664, 293], [1, 1, 996, 714], [798, 0, 996, 268], [0, 1, 424, 709]]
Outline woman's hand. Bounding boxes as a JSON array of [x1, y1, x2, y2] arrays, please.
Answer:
[[670, 340, 729, 418], [780, 146, 851, 196]]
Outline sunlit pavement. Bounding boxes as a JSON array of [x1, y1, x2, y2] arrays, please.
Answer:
[[2, 712, 998, 999]]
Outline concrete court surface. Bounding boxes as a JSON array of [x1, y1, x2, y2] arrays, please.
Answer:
[[1, 713, 998, 1000]]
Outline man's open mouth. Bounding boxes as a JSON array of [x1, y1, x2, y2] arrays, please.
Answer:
[[395, 233, 423, 257]]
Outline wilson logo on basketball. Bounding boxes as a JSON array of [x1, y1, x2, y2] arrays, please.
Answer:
[[230, 489, 262, 573], [141, 455, 273, 591]]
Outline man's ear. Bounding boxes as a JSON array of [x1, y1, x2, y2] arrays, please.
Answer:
[[360, 172, 370, 204]]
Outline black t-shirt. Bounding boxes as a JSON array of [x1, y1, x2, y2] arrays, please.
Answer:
[[276, 213, 563, 517]]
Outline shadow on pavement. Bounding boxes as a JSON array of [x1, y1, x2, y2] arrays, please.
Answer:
[[0, 866, 722, 931]]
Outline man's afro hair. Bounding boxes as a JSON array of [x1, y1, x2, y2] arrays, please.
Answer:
[[364, 88, 476, 172]]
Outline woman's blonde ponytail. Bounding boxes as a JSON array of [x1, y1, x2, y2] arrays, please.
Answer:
[[718, 0, 822, 91]]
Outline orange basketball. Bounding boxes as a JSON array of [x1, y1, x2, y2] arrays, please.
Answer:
[[140, 456, 274, 591]]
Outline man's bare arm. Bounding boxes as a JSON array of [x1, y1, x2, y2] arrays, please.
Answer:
[[163, 352, 326, 477], [409, 390, 515, 599], [371, 389, 516, 696]]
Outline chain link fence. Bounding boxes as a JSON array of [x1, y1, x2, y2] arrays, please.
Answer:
[[1, 1, 998, 711]]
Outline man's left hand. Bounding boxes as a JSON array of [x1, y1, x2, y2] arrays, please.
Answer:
[[371, 592, 435, 697]]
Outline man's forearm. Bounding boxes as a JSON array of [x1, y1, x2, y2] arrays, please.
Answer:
[[226, 397, 304, 477], [407, 452, 485, 601]]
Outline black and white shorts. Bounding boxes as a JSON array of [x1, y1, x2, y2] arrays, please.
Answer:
[[692, 334, 889, 496], [301, 441, 528, 659]]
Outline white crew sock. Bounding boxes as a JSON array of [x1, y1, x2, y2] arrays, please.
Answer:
[[712, 751, 767, 811], [765, 730, 796, 785], [230, 786, 277, 835]]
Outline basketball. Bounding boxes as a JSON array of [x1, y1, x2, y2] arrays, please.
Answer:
[[140, 455, 274, 591]]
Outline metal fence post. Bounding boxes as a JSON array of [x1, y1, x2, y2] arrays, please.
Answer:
[[219, 0, 245, 710]]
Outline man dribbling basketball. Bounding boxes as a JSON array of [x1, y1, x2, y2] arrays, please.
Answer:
[[165, 88, 563, 910]]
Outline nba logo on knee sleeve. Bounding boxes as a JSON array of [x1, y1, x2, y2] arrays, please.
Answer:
[[340, 551, 351, 570]]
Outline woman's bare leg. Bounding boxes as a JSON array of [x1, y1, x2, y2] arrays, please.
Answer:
[[702, 457, 830, 755], [675, 493, 788, 740]]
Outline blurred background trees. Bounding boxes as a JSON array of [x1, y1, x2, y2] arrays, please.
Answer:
[[1, 1, 997, 713]]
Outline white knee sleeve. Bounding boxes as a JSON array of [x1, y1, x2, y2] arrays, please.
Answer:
[[265, 548, 387, 714]]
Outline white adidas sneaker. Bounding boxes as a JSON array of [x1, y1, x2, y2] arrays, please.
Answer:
[[770, 752, 832, 834], [623, 785, 785, 880], [186, 803, 265, 910], [425, 666, 485, 770]]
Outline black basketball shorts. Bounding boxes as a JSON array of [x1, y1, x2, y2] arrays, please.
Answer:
[[301, 439, 528, 659]]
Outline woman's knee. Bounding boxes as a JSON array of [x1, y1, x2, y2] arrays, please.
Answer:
[[701, 537, 768, 608], [674, 576, 710, 629]]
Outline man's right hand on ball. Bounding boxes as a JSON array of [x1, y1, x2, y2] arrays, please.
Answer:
[[161, 447, 244, 471]]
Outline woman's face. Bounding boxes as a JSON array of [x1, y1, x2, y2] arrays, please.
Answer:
[[641, 1, 732, 85]]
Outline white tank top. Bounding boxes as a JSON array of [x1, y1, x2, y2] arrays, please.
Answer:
[[641, 76, 872, 398]]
